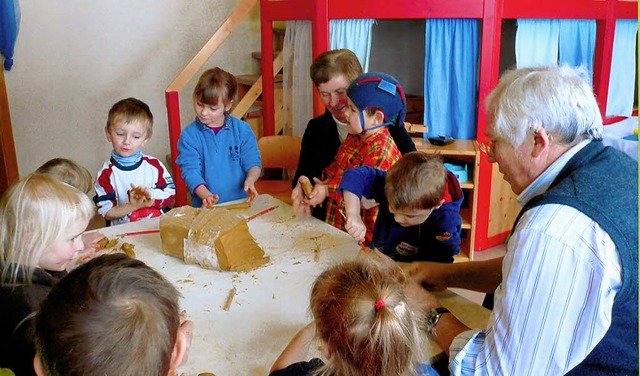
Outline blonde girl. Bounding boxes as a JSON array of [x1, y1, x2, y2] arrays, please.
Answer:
[[0, 173, 95, 375], [270, 259, 435, 376]]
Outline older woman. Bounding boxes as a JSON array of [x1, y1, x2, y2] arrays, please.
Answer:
[[291, 49, 415, 219]]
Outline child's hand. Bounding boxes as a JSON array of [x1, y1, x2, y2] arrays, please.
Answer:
[[305, 177, 328, 206], [75, 232, 106, 262], [345, 214, 366, 242], [201, 194, 219, 208], [128, 185, 151, 201], [244, 181, 258, 203], [130, 195, 155, 209]]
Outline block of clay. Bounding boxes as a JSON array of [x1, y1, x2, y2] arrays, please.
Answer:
[[185, 207, 269, 271], [159, 206, 201, 259]]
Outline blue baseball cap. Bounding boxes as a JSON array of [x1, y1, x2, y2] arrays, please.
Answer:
[[347, 72, 407, 128]]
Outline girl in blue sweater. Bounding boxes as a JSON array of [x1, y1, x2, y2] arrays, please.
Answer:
[[177, 67, 262, 207]]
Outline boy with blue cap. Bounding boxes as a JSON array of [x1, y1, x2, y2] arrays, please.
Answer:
[[298, 72, 406, 242]]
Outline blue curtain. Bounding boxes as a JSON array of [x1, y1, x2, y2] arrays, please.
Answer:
[[606, 20, 638, 117], [515, 19, 560, 68], [559, 20, 596, 84], [0, 0, 20, 70], [423, 19, 479, 140], [330, 19, 374, 72]]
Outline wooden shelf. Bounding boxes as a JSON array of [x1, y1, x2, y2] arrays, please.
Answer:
[[412, 138, 478, 157], [414, 138, 480, 261]]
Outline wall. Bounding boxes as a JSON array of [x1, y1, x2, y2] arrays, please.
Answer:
[[370, 20, 425, 96], [5, 0, 261, 178]]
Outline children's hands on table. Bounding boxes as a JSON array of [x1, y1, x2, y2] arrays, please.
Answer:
[[244, 181, 258, 202], [201, 194, 220, 208]]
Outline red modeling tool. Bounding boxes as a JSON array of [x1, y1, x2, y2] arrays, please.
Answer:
[[124, 229, 160, 236], [247, 206, 278, 221]]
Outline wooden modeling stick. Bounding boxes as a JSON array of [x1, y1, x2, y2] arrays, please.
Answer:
[[301, 180, 313, 197], [223, 287, 237, 311]]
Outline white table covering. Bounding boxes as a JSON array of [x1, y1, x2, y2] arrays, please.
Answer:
[[95, 195, 490, 376]]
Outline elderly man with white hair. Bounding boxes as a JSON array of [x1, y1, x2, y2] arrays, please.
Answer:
[[404, 65, 638, 375]]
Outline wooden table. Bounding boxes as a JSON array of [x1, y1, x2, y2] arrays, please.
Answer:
[[94, 195, 490, 376]]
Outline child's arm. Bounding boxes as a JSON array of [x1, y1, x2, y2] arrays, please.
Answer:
[[270, 322, 316, 374], [176, 127, 208, 196], [343, 191, 366, 242], [243, 166, 261, 202], [147, 160, 176, 208]]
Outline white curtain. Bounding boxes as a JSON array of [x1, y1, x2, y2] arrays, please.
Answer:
[[283, 19, 374, 138], [606, 20, 638, 117], [329, 19, 374, 72], [282, 21, 313, 138]]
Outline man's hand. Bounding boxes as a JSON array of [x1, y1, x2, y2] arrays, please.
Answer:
[[401, 261, 451, 292], [403, 280, 443, 313]]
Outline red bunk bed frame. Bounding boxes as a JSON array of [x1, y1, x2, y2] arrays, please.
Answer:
[[259, 0, 637, 251]]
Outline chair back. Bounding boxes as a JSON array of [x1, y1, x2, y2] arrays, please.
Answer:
[[258, 135, 302, 170]]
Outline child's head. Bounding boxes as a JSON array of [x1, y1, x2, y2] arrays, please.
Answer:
[[105, 97, 153, 157], [36, 158, 93, 195], [345, 72, 407, 135], [310, 49, 363, 124], [33, 253, 189, 376], [0, 174, 94, 284], [310, 259, 421, 376], [385, 152, 447, 227], [193, 67, 237, 128]]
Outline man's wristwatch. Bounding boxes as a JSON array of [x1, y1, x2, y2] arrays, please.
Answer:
[[424, 307, 451, 336]]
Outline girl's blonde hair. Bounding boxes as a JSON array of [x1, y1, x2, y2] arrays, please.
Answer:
[[310, 259, 422, 376], [0, 173, 95, 285]]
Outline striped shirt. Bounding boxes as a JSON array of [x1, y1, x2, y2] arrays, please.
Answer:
[[449, 140, 622, 375]]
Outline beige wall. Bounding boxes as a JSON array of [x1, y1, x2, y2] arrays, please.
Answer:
[[5, 0, 261, 178]]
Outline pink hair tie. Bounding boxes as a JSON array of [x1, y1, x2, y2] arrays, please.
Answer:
[[374, 299, 386, 311]]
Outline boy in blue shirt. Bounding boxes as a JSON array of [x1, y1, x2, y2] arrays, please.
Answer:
[[339, 152, 463, 263]]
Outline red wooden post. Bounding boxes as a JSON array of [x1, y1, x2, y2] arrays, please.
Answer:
[[165, 91, 188, 207]]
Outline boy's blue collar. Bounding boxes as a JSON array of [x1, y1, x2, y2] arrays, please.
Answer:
[[111, 150, 143, 170]]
